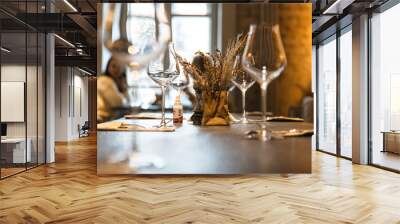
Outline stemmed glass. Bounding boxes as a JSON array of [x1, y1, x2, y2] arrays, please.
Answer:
[[227, 84, 240, 122], [103, 3, 172, 170], [242, 24, 287, 141], [170, 46, 190, 96], [103, 3, 171, 69], [231, 55, 256, 123], [147, 43, 179, 129]]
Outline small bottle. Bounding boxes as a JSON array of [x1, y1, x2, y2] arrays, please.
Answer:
[[173, 95, 183, 125]]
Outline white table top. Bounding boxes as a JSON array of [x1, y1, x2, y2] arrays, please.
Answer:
[[1, 137, 27, 143]]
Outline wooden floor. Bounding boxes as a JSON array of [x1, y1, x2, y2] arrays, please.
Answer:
[[1, 167, 26, 178], [0, 135, 400, 223], [373, 151, 400, 171]]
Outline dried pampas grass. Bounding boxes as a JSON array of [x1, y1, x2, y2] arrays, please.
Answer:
[[175, 33, 247, 95], [174, 34, 247, 126]]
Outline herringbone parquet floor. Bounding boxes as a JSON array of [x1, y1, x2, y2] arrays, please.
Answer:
[[0, 135, 400, 224]]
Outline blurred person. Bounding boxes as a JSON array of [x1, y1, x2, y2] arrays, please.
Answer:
[[97, 57, 128, 123]]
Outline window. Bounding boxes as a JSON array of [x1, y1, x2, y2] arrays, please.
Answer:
[[339, 28, 352, 158], [171, 3, 213, 61], [370, 3, 400, 171], [317, 36, 337, 154], [316, 25, 353, 159]]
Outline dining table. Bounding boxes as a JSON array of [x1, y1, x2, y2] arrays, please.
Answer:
[[97, 115, 312, 175]]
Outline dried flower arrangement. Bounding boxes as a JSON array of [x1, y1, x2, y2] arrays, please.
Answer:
[[175, 34, 247, 126]]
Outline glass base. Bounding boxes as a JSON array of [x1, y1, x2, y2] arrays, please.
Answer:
[[156, 118, 173, 128], [258, 128, 272, 141], [229, 113, 256, 124], [229, 113, 241, 123], [245, 124, 272, 141], [240, 116, 250, 124]]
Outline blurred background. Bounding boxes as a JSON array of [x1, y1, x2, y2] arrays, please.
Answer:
[[98, 3, 312, 122]]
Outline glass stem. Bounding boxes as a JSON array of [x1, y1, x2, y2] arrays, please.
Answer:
[[161, 85, 166, 127], [261, 83, 268, 123], [242, 89, 246, 120]]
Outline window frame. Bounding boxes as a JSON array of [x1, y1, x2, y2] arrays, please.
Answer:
[[315, 23, 353, 161]]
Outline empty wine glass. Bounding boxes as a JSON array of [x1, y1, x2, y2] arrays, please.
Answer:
[[170, 45, 190, 96], [231, 55, 256, 123], [103, 3, 171, 70], [102, 3, 171, 170], [147, 43, 179, 128], [242, 24, 287, 141], [227, 84, 241, 123]]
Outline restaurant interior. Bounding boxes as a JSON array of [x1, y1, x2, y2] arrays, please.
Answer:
[[0, 0, 400, 222]]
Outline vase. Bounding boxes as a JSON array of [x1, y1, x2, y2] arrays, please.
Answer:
[[201, 90, 230, 126]]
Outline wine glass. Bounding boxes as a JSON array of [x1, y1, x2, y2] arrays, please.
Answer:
[[231, 55, 256, 123], [147, 43, 179, 128], [242, 24, 287, 141], [102, 3, 171, 170], [227, 84, 241, 123], [170, 45, 190, 96], [103, 3, 171, 70]]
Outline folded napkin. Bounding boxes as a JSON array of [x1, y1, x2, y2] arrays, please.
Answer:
[[124, 113, 173, 120], [97, 121, 175, 132], [267, 116, 304, 122], [246, 111, 273, 116], [272, 129, 313, 137]]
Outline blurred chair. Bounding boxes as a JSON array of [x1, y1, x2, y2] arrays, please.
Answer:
[[78, 121, 90, 138], [288, 96, 313, 122], [301, 96, 314, 123]]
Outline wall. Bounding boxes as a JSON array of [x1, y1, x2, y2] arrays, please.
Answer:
[[218, 4, 237, 52], [54, 67, 89, 141], [88, 76, 97, 132], [272, 4, 312, 116], [352, 14, 369, 164]]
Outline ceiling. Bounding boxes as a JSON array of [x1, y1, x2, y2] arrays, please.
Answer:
[[0, 0, 97, 74], [311, 0, 390, 43], [0, 32, 45, 65]]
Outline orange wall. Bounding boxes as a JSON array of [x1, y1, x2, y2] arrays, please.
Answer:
[[232, 3, 312, 116]]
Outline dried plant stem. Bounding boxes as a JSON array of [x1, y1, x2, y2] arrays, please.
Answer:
[[175, 33, 247, 96]]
